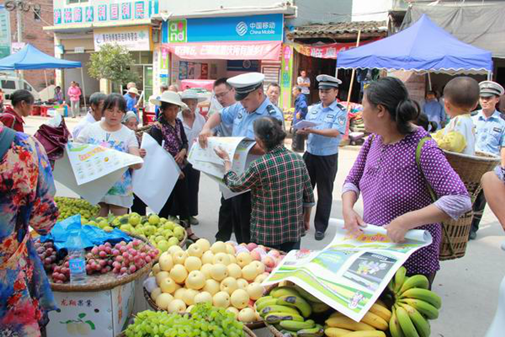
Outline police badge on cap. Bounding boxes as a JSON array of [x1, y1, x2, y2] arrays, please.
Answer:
[[479, 81, 505, 98], [227, 72, 265, 101], [317, 74, 342, 90]]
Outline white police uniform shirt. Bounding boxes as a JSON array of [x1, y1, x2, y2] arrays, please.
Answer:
[[305, 100, 347, 156], [221, 98, 283, 139], [472, 109, 505, 156]]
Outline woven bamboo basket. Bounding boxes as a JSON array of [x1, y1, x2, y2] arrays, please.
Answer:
[[440, 150, 500, 260], [49, 234, 155, 292]]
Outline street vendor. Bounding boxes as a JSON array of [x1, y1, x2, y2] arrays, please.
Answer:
[[215, 116, 315, 251], [469, 81, 505, 240], [198, 72, 283, 244], [296, 74, 347, 241], [342, 77, 471, 286]]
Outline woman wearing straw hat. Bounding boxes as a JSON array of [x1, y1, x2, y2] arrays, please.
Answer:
[[176, 89, 207, 226], [149, 91, 199, 241]]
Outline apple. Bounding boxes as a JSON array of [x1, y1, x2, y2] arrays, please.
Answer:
[[251, 261, 265, 275], [226, 241, 238, 246], [167, 299, 186, 313], [236, 252, 253, 268], [186, 271, 206, 290], [241, 264, 258, 282], [174, 288, 186, 300], [173, 227, 185, 241], [211, 241, 227, 254], [170, 264, 188, 284], [182, 289, 198, 306], [235, 246, 250, 255], [220, 277, 238, 295], [156, 271, 170, 286], [150, 287, 162, 301], [246, 283, 264, 300], [195, 238, 211, 252], [210, 264, 229, 282], [186, 305, 194, 313], [267, 249, 281, 259], [187, 243, 204, 258], [262, 256, 276, 269], [155, 293, 174, 310], [159, 277, 177, 294], [152, 263, 161, 275], [159, 252, 174, 272], [227, 263, 242, 279], [168, 245, 183, 255], [238, 308, 256, 322], [213, 252, 231, 266], [201, 263, 213, 279], [228, 254, 237, 265], [184, 256, 202, 272], [201, 251, 214, 265], [203, 279, 220, 296], [226, 243, 236, 255], [250, 250, 261, 262], [230, 289, 250, 309], [236, 279, 249, 290], [172, 250, 188, 265], [168, 237, 179, 247], [193, 291, 213, 304], [213, 291, 230, 308], [246, 243, 258, 252], [226, 307, 239, 318], [254, 273, 269, 284]]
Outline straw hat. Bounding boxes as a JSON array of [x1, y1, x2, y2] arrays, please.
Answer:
[[180, 89, 206, 102], [128, 87, 139, 96], [150, 91, 188, 109]]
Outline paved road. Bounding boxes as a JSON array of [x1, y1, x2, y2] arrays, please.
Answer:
[[25, 115, 505, 336]]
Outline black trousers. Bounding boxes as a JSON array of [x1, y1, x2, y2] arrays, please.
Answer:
[[186, 164, 200, 216], [303, 152, 339, 233], [268, 240, 301, 252], [231, 192, 252, 244], [216, 195, 234, 242], [131, 193, 147, 216], [291, 129, 306, 153], [471, 190, 487, 233], [160, 167, 190, 226]]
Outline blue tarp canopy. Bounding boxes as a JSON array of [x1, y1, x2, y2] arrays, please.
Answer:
[[337, 15, 493, 74], [0, 44, 81, 70]]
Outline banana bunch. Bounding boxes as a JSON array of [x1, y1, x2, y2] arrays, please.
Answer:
[[324, 301, 391, 337], [255, 286, 327, 337], [388, 266, 442, 337]]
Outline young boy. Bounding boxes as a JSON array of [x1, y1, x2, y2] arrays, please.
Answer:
[[433, 77, 480, 155]]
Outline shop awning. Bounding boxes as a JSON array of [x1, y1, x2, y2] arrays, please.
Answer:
[[287, 21, 388, 41], [293, 39, 380, 59], [164, 41, 282, 61]]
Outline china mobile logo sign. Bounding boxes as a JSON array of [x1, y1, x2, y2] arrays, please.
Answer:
[[236, 22, 248, 36]]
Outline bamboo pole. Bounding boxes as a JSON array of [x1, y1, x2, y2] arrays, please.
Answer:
[[343, 29, 361, 141]]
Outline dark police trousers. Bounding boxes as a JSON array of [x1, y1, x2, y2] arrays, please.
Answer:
[[303, 152, 339, 233], [231, 191, 252, 244], [215, 195, 234, 242], [471, 190, 487, 234]]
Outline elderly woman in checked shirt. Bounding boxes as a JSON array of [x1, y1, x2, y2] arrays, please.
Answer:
[[342, 77, 471, 286], [215, 117, 315, 252]]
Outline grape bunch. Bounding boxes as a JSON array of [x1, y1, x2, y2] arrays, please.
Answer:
[[52, 261, 71, 283], [34, 240, 57, 272], [125, 303, 245, 337]]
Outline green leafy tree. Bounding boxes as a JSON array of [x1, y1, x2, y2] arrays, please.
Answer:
[[88, 44, 138, 90]]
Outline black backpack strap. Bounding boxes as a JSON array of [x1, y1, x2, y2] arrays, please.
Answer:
[[0, 126, 16, 159]]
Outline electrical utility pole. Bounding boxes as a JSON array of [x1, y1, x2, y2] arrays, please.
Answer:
[[16, 1, 24, 85]]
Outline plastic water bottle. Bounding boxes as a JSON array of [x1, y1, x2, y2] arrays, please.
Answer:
[[67, 229, 87, 284]]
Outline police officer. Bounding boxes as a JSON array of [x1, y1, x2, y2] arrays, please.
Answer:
[[199, 72, 284, 243], [470, 80, 505, 240], [297, 75, 347, 241]]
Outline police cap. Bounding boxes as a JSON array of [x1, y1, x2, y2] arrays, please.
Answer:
[[317, 74, 342, 90], [227, 72, 265, 101], [479, 81, 504, 98]]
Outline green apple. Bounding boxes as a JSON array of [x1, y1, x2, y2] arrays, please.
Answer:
[[157, 240, 170, 252], [168, 237, 179, 247], [174, 227, 185, 241], [148, 214, 160, 226]]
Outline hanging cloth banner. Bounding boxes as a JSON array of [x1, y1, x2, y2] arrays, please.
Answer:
[[294, 38, 380, 59], [165, 41, 281, 61]]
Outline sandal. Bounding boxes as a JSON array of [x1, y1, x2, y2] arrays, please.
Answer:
[[187, 233, 200, 242]]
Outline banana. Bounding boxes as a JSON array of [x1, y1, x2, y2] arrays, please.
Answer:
[[261, 305, 301, 316], [325, 327, 353, 337], [265, 312, 305, 324], [399, 303, 431, 337], [376, 299, 388, 308], [399, 299, 439, 320], [369, 303, 392, 322], [256, 298, 279, 312], [393, 267, 407, 294], [339, 332, 386, 337], [325, 316, 375, 331], [255, 295, 273, 306], [360, 311, 389, 331], [270, 286, 301, 298], [389, 309, 405, 337], [312, 302, 331, 314], [295, 286, 323, 303], [277, 295, 312, 318], [279, 319, 316, 332], [388, 278, 396, 293], [399, 275, 430, 294], [400, 288, 442, 309], [297, 324, 325, 337], [395, 306, 419, 337]]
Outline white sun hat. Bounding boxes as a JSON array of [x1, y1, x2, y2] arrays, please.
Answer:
[[150, 91, 188, 110]]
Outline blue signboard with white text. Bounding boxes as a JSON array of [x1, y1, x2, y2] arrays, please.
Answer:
[[162, 14, 283, 43]]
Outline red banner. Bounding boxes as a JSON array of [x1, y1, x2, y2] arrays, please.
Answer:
[[165, 41, 282, 61], [294, 39, 379, 59]]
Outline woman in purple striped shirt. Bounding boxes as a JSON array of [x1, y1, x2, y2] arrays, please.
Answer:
[[342, 77, 471, 285]]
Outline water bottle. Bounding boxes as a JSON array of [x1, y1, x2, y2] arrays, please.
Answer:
[[67, 229, 87, 284]]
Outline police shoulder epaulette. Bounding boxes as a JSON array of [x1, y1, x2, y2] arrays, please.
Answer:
[[336, 103, 346, 111], [266, 105, 277, 115]]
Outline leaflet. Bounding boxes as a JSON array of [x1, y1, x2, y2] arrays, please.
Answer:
[[293, 120, 320, 130], [262, 219, 432, 322]]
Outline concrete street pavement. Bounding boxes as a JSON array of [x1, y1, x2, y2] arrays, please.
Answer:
[[24, 115, 505, 337]]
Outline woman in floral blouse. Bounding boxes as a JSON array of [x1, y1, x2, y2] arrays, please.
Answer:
[[0, 123, 59, 336]]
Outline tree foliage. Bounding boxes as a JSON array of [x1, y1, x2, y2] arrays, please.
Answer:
[[88, 44, 138, 88]]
